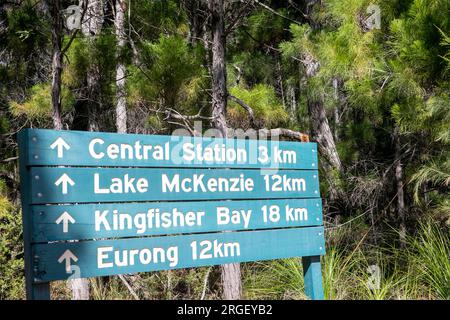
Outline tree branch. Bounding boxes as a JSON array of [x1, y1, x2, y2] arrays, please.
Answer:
[[259, 128, 310, 142], [227, 94, 309, 141], [118, 275, 139, 300], [224, 0, 254, 36], [253, 0, 302, 25], [1, 156, 18, 162], [228, 94, 255, 126]]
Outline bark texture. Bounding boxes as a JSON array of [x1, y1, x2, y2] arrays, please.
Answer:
[[67, 0, 106, 299], [394, 126, 406, 244], [81, 0, 104, 37], [208, 0, 242, 300], [209, 0, 228, 138], [114, 0, 127, 133], [303, 54, 342, 172], [70, 278, 90, 300], [48, 0, 63, 130], [332, 77, 344, 142], [308, 100, 342, 172], [183, 0, 201, 46]]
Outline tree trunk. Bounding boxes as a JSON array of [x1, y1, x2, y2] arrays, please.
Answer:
[[287, 85, 296, 119], [66, 0, 106, 299], [47, 0, 89, 300], [114, 0, 127, 133], [276, 59, 285, 109], [86, 67, 101, 132], [208, 0, 242, 300], [48, 0, 63, 130], [81, 0, 104, 37], [302, 53, 342, 173], [308, 99, 342, 172], [82, 0, 104, 132], [209, 0, 228, 138], [70, 278, 90, 300], [332, 77, 342, 142], [394, 126, 406, 244], [183, 0, 201, 46]]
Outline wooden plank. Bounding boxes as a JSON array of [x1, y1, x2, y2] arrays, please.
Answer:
[[31, 198, 323, 242], [32, 227, 325, 282], [29, 167, 321, 204], [22, 128, 318, 169]]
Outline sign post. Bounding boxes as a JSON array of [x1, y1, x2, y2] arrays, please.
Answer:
[[18, 130, 50, 300], [18, 129, 325, 300]]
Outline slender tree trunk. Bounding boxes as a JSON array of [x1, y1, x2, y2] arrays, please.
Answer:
[[49, 0, 63, 130], [114, 0, 127, 133], [47, 0, 89, 300], [81, 0, 104, 37], [332, 77, 342, 142], [67, 0, 106, 299], [303, 54, 342, 172], [208, 0, 242, 300], [394, 126, 406, 244], [287, 85, 296, 119], [276, 59, 285, 109], [298, 1, 342, 174], [308, 99, 342, 172], [183, 0, 200, 46], [82, 0, 104, 132], [209, 0, 228, 137], [86, 69, 101, 132]]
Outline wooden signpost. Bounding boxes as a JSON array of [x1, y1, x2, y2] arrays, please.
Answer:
[[18, 129, 326, 300]]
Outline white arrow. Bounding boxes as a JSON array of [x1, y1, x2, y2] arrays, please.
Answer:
[[55, 211, 76, 233], [58, 249, 78, 273], [50, 137, 70, 158], [54, 174, 75, 194]]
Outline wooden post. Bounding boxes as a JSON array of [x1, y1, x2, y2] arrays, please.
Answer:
[[18, 130, 51, 300], [302, 255, 324, 300], [301, 138, 324, 300]]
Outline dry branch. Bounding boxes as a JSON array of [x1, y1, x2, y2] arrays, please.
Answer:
[[228, 94, 255, 126]]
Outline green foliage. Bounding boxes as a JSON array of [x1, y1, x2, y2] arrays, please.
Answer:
[[411, 159, 450, 199], [9, 83, 74, 120], [394, 93, 450, 144], [410, 158, 450, 224], [389, 0, 450, 84], [132, 0, 188, 42], [0, 196, 24, 299], [230, 52, 275, 87], [244, 221, 449, 300], [127, 35, 206, 112], [321, 247, 358, 299], [228, 84, 288, 128], [237, 8, 286, 47], [64, 33, 116, 95], [3, 0, 49, 59], [244, 259, 306, 300], [405, 221, 450, 299], [438, 27, 450, 69]]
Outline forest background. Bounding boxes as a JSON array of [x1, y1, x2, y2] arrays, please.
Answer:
[[0, 0, 449, 300]]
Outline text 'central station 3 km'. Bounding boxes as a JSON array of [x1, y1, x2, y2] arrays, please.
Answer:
[[18, 129, 326, 300]]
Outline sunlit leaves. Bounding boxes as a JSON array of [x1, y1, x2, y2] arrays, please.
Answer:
[[228, 84, 288, 129]]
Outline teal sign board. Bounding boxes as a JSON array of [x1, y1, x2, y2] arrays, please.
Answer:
[[29, 167, 320, 204], [18, 129, 326, 300], [31, 198, 323, 242], [33, 227, 325, 282]]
